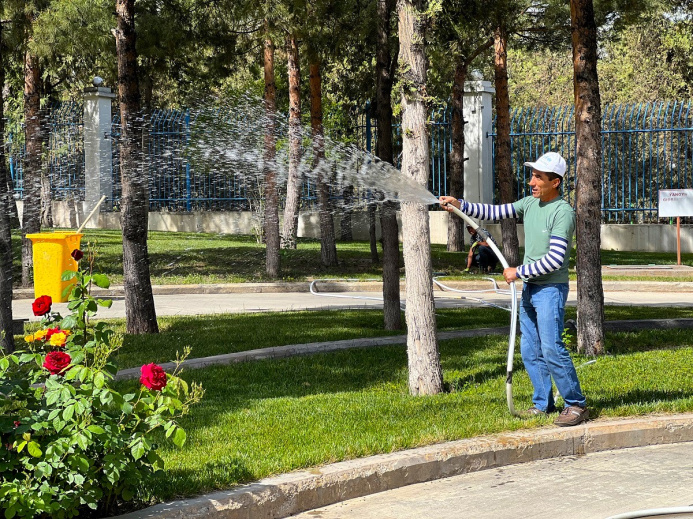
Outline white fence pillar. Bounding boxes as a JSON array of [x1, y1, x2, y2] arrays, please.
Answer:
[[463, 80, 495, 204], [83, 86, 115, 210]]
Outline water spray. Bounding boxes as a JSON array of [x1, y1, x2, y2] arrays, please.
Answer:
[[444, 202, 521, 418]]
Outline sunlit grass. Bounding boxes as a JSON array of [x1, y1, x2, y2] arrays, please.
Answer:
[[112, 323, 693, 503]]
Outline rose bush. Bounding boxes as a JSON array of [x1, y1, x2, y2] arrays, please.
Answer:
[[0, 248, 203, 517]]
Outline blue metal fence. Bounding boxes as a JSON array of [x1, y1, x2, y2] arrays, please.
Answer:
[[493, 101, 693, 223], [9, 101, 85, 200], [111, 109, 256, 211], [357, 100, 693, 223], [11, 99, 692, 222]]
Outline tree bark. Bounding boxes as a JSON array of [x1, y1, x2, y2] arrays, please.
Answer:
[[398, 0, 443, 396], [22, 42, 42, 288], [571, 0, 604, 355], [115, 0, 159, 334], [493, 26, 521, 267], [0, 28, 15, 353], [376, 0, 401, 330], [448, 61, 467, 252], [310, 60, 338, 266], [449, 38, 493, 252], [281, 32, 302, 250], [263, 23, 280, 278], [40, 77, 53, 228]]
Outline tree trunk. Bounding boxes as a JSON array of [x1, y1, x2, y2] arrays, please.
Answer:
[[22, 44, 42, 288], [0, 29, 15, 353], [571, 0, 604, 356], [281, 32, 302, 250], [40, 78, 53, 228], [310, 60, 338, 266], [115, 0, 158, 334], [264, 23, 280, 278], [448, 60, 467, 252], [493, 26, 521, 267], [398, 0, 443, 396], [376, 0, 401, 330]]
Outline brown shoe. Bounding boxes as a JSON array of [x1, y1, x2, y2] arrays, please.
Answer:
[[554, 406, 589, 427]]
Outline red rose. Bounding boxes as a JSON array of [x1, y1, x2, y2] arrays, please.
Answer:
[[71, 249, 84, 261], [43, 351, 71, 376], [32, 295, 52, 317], [140, 363, 167, 391]]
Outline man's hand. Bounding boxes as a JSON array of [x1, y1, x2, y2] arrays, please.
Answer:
[[503, 267, 518, 284], [439, 196, 461, 213]]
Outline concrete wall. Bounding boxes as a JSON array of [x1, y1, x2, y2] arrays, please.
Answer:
[[22, 201, 692, 254]]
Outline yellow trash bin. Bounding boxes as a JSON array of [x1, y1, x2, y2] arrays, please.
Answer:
[[26, 232, 83, 303]]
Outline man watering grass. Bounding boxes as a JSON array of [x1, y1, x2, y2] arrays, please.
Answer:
[[439, 152, 588, 426]]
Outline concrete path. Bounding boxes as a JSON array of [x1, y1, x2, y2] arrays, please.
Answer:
[[12, 280, 693, 321], [293, 442, 693, 519]]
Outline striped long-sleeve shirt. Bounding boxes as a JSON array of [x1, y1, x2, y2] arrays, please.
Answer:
[[458, 197, 575, 284]]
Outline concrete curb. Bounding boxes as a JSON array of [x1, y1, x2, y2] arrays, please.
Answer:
[[114, 327, 510, 381], [114, 319, 693, 381], [116, 413, 693, 519]]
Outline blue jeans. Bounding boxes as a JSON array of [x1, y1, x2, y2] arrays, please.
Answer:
[[519, 282, 586, 411]]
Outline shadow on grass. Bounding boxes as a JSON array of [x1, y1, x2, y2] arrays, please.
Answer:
[[590, 388, 693, 417], [605, 329, 693, 355]]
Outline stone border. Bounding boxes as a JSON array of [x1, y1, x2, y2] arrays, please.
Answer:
[[114, 319, 693, 381], [117, 414, 693, 519]]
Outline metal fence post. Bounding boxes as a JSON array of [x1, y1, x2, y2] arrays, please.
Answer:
[[83, 86, 115, 210], [463, 80, 495, 204]]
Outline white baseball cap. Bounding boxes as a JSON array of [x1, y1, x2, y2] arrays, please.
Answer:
[[524, 152, 567, 177]]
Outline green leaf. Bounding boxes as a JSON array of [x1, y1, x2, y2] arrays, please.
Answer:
[[75, 433, 88, 451], [87, 425, 105, 435], [97, 299, 113, 308], [94, 371, 105, 388], [172, 427, 187, 448], [27, 441, 42, 458], [131, 441, 145, 460], [15, 441, 26, 453], [64, 366, 81, 381], [92, 274, 110, 289], [121, 487, 134, 501], [62, 404, 74, 421], [61, 270, 78, 281], [60, 315, 78, 330]]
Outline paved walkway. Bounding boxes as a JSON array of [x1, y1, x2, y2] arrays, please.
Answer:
[[293, 442, 693, 519], [12, 279, 693, 321]]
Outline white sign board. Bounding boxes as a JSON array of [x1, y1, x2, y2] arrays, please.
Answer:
[[658, 189, 693, 217]]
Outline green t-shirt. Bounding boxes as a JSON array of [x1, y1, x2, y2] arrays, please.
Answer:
[[512, 196, 575, 284]]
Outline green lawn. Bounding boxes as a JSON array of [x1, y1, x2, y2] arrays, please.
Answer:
[[120, 322, 693, 503], [55, 306, 689, 370], [21, 304, 693, 508], [15, 230, 692, 286]]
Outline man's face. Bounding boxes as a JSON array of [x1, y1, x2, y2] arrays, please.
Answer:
[[528, 169, 560, 201], [466, 227, 476, 236]]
